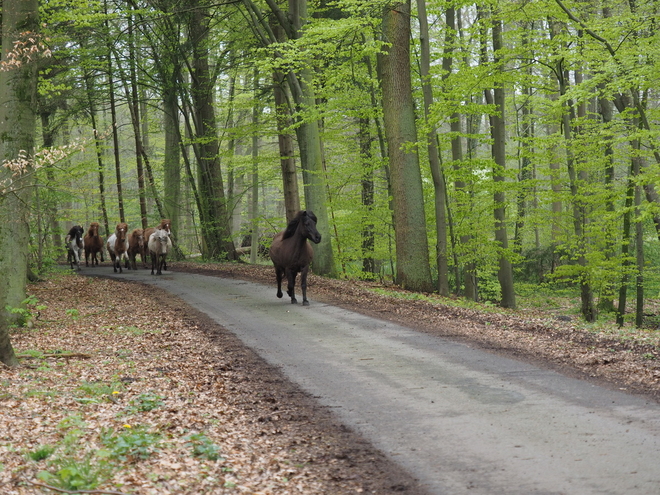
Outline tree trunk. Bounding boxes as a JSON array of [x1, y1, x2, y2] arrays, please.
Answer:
[[417, 0, 449, 297], [489, 14, 516, 309], [377, 0, 433, 293], [454, 6, 477, 299], [283, 0, 336, 277], [163, 85, 181, 237], [0, 0, 39, 367], [187, 0, 236, 259], [250, 70, 260, 264], [104, 0, 125, 225], [273, 69, 300, 222], [359, 117, 375, 278]]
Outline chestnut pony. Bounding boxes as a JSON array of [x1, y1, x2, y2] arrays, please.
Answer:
[[84, 222, 104, 267]]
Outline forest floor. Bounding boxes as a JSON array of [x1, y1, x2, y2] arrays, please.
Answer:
[[1, 260, 659, 494]]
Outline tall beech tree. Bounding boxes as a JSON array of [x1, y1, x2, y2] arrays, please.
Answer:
[[0, 0, 40, 366], [186, 0, 236, 260], [377, 0, 433, 292]]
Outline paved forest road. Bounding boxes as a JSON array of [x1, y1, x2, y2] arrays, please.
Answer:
[[96, 268, 660, 495]]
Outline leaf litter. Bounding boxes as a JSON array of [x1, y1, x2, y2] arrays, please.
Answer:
[[3, 260, 660, 493], [1, 271, 425, 494]]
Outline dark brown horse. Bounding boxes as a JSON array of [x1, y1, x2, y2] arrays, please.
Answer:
[[269, 210, 322, 306], [84, 222, 104, 267]]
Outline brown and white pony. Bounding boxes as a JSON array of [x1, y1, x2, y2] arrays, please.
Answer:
[[84, 222, 104, 267], [106, 222, 129, 273], [148, 228, 171, 275], [127, 228, 146, 270], [143, 219, 172, 270], [66, 225, 85, 271]]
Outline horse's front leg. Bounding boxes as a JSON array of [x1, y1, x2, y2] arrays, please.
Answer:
[[275, 267, 284, 299], [300, 265, 310, 306], [286, 269, 298, 304]]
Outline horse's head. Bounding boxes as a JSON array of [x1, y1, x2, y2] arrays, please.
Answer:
[[132, 229, 145, 248], [88, 222, 100, 236], [149, 229, 170, 253], [158, 219, 172, 234], [68, 225, 84, 243], [301, 210, 322, 244], [116, 222, 128, 240]]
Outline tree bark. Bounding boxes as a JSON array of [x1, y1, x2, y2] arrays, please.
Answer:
[[187, 0, 236, 259], [417, 0, 449, 297], [489, 14, 516, 309], [377, 1, 433, 293], [0, 0, 39, 366], [284, 0, 337, 277]]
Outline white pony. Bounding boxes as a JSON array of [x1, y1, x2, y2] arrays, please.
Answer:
[[148, 228, 171, 275]]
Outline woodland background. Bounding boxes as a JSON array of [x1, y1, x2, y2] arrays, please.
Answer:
[[3, 0, 660, 366]]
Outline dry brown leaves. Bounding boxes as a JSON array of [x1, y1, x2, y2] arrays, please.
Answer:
[[1, 272, 420, 495], [3, 260, 660, 495]]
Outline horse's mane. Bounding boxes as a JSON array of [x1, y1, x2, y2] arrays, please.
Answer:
[[68, 225, 83, 240], [282, 213, 302, 240], [282, 210, 317, 240]]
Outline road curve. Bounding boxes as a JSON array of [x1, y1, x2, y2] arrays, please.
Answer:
[[94, 267, 660, 495]]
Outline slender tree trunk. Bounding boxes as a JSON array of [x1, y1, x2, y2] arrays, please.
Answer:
[[163, 85, 181, 236], [0, 0, 39, 366], [271, 28, 300, 223], [359, 117, 375, 278], [283, 0, 336, 277], [514, 25, 534, 255], [39, 111, 62, 260], [83, 72, 110, 237], [377, 0, 433, 293], [634, 155, 644, 327], [490, 15, 515, 309], [417, 0, 449, 296], [455, 6, 477, 299], [250, 70, 260, 264], [616, 163, 635, 327], [104, 0, 125, 225], [598, 89, 615, 313], [127, 11, 148, 229], [187, 0, 236, 259]]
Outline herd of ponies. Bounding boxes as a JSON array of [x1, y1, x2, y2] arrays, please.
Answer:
[[64, 210, 323, 306], [65, 219, 172, 276]]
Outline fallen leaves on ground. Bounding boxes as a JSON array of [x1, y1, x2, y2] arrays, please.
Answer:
[[1, 271, 422, 494]]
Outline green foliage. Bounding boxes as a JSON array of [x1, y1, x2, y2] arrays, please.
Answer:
[[65, 308, 80, 320], [28, 445, 55, 462], [184, 432, 223, 461], [36, 456, 111, 491], [77, 381, 123, 399], [5, 296, 46, 328], [124, 392, 165, 414], [477, 274, 502, 305], [100, 425, 161, 461]]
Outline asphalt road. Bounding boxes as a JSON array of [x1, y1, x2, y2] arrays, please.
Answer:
[[95, 267, 660, 495]]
